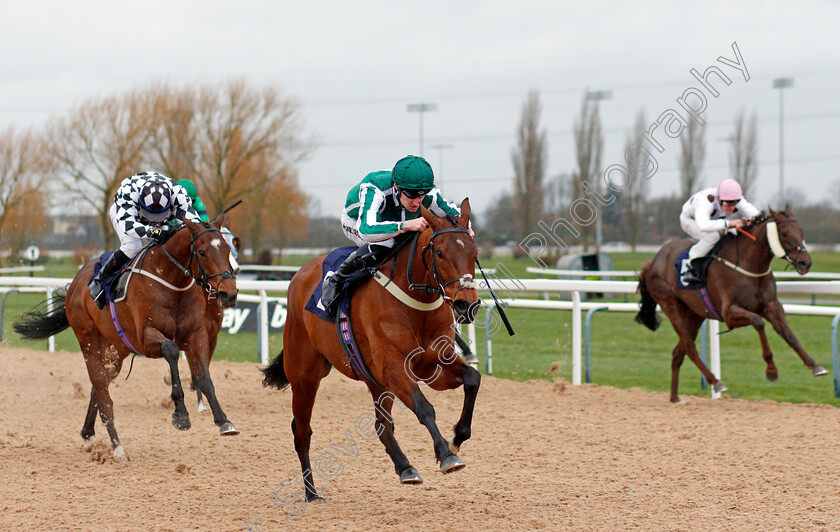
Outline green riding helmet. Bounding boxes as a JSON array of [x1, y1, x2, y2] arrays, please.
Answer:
[[176, 178, 209, 222], [392, 155, 435, 191]]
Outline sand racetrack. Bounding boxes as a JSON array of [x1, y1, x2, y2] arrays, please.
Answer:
[[2, 346, 840, 531]]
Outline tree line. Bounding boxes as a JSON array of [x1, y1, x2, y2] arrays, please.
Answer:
[[485, 90, 840, 250], [0, 80, 314, 261]]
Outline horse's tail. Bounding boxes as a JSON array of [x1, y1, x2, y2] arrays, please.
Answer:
[[13, 291, 70, 340], [262, 349, 290, 390], [634, 262, 661, 331]]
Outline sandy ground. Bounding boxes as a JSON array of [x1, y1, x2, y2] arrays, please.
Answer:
[[2, 346, 840, 531]]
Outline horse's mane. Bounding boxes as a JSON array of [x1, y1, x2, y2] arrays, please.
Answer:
[[745, 211, 771, 231]]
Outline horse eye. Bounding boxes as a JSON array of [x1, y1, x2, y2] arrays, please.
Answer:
[[198, 250, 207, 257], [436, 250, 444, 259]]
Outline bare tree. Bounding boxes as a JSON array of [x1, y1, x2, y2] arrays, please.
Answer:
[[45, 90, 155, 248], [573, 91, 603, 250], [511, 89, 547, 238], [622, 110, 650, 251], [679, 116, 706, 199], [0, 127, 49, 259], [729, 109, 758, 197], [185, 80, 314, 215]]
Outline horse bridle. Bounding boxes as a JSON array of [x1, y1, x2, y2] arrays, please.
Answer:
[[767, 217, 808, 269], [406, 227, 477, 304], [161, 226, 236, 299]]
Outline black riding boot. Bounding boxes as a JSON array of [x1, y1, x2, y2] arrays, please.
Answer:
[[320, 246, 380, 316], [682, 258, 703, 284], [88, 250, 129, 308]]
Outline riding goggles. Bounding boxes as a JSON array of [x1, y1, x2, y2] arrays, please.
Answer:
[[720, 199, 741, 207], [399, 188, 432, 200]]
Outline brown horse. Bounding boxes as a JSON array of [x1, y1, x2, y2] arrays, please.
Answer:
[[263, 199, 481, 502], [635, 206, 827, 403], [14, 216, 239, 458]]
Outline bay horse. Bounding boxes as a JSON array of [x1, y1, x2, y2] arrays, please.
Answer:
[[14, 216, 239, 458], [635, 206, 827, 403], [263, 198, 481, 502]]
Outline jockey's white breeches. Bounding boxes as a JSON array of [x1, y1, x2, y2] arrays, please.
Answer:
[[680, 213, 723, 260]]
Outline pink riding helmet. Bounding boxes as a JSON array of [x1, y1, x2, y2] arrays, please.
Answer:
[[718, 179, 744, 201]]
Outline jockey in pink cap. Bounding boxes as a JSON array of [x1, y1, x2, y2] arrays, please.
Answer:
[[678, 179, 760, 283]]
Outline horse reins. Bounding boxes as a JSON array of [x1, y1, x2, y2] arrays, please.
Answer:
[[717, 214, 807, 276], [161, 225, 236, 299]]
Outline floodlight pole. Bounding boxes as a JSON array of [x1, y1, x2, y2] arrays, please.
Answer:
[[772, 78, 793, 202], [586, 90, 612, 254], [407, 103, 438, 157]]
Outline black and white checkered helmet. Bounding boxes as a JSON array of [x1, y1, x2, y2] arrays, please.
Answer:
[[138, 178, 173, 222]]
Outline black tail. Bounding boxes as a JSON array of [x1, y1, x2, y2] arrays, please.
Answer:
[[634, 263, 661, 331], [14, 291, 70, 340], [262, 349, 290, 390]]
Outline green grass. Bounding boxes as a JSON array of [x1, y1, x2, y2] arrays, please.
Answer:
[[4, 252, 840, 406]]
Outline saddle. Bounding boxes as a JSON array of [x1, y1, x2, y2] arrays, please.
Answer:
[[674, 234, 733, 289], [90, 248, 151, 307]]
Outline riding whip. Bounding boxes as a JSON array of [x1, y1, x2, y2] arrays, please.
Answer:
[[475, 256, 515, 336]]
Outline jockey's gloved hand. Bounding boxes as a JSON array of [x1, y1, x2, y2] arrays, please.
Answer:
[[149, 227, 171, 244]]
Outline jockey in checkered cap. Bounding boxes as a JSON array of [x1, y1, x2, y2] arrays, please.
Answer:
[[88, 171, 201, 307]]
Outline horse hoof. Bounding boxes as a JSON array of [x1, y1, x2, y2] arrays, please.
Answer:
[[306, 495, 326, 504], [82, 436, 96, 450], [713, 381, 728, 394], [670, 396, 681, 404], [813, 365, 828, 377], [447, 437, 461, 455], [219, 422, 240, 436], [440, 455, 466, 474], [113, 445, 126, 459], [766, 371, 779, 382], [197, 402, 210, 414], [399, 467, 423, 484], [172, 416, 191, 431]]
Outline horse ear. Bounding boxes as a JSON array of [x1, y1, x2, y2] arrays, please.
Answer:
[[458, 198, 471, 228], [184, 217, 200, 233], [212, 214, 226, 229], [784, 204, 794, 216], [421, 204, 441, 229]]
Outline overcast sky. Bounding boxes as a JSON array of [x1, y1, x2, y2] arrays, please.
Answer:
[[2, 1, 838, 221]]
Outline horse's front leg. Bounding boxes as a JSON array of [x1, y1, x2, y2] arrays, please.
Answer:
[[184, 330, 239, 435], [722, 303, 780, 381], [143, 327, 190, 430], [440, 363, 480, 454], [761, 301, 828, 377], [385, 361, 465, 474]]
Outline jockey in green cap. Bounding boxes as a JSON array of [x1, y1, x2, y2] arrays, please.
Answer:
[[176, 179, 209, 222], [320, 154, 472, 315]]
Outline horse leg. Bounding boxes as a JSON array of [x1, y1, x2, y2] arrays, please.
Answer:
[[193, 376, 209, 414], [449, 364, 481, 454], [290, 376, 325, 503], [184, 335, 238, 435], [83, 350, 126, 458], [382, 374, 464, 474], [367, 385, 420, 484], [661, 302, 722, 402], [162, 339, 191, 430], [760, 301, 827, 377], [80, 387, 99, 448], [723, 303, 782, 381]]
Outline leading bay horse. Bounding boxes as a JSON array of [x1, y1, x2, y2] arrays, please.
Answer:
[[635, 206, 827, 403], [263, 198, 481, 502], [14, 216, 239, 458]]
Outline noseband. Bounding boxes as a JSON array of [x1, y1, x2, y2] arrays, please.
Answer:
[[766, 217, 808, 269], [406, 227, 477, 304], [162, 226, 236, 299]]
